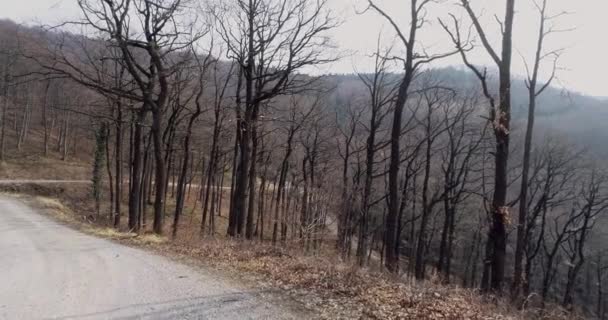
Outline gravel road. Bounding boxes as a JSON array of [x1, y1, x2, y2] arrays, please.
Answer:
[[0, 196, 305, 320], [0, 180, 90, 185]]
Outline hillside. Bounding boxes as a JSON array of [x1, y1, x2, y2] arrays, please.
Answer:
[[0, 4, 606, 319]]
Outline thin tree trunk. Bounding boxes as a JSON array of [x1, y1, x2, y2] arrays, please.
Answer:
[[173, 108, 200, 238], [61, 112, 70, 161], [151, 110, 166, 235], [141, 144, 153, 230], [128, 111, 146, 232], [42, 81, 50, 156], [0, 64, 10, 161], [113, 106, 123, 228], [415, 127, 433, 279], [105, 125, 114, 222], [245, 125, 258, 239]]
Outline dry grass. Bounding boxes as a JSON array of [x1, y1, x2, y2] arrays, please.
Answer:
[[34, 196, 66, 211]]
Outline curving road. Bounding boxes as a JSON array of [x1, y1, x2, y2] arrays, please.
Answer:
[[0, 196, 303, 320]]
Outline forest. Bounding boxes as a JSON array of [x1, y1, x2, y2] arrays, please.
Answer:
[[1, 0, 608, 318]]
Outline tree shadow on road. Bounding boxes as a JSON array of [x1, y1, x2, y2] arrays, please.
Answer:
[[45, 290, 301, 320]]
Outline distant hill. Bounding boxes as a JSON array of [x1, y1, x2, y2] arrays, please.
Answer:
[[325, 66, 608, 155]]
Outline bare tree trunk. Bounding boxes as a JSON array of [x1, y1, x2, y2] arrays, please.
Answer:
[[512, 0, 555, 298], [245, 125, 258, 239], [273, 133, 294, 244], [226, 64, 240, 231], [213, 160, 226, 234], [0, 63, 10, 161], [173, 150, 189, 238], [0, 86, 7, 161], [218, 160, 226, 216], [187, 152, 194, 200], [228, 25, 255, 238], [141, 143, 153, 230], [257, 165, 267, 240], [17, 94, 30, 151], [438, 197, 452, 277], [114, 106, 123, 227], [42, 81, 51, 157], [61, 112, 70, 161], [208, 173, 218, 236], [105, 125, 114, 221], [128, 111, 146, 232], [202, 115, 220, 233], [357, 100, 378, 265], [415, 120, 434, 280], [173, 104, 201, 238], [256, 152, 270, 240], [442, 0, 516, 292], [169, 153, 176, 198], [151, 110, 166, 235]]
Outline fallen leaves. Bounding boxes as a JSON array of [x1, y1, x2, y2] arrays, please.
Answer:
[[27, 192, 579, 320], [141, 239, 525, 320]]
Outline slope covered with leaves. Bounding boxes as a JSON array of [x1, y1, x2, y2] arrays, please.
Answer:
[[14, 188, 578, 320]]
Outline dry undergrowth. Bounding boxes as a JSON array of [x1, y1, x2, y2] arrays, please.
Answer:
[[22, 193, 579, 320], [163, 241, 512, 319], [143, 241, 577, 320]]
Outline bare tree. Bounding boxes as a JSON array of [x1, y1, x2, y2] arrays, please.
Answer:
[[215, 0, 338, 238], [367, 0, 456, 273], [520, 139, 578, 297], [561, 170, 608, 309], [413, 86, 452, 280], [355, 44, 396, 266], [441, 0, 516, 291], [274, 95, 322, 244], [437, 93, 486, 283], [29, 0, 204, 234], [173, 49, 214, 238], [512, 0, 564, 299], [201, 60, 235, 236]]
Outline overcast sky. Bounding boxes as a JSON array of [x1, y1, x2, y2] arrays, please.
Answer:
[[2, 0, 607, 96]]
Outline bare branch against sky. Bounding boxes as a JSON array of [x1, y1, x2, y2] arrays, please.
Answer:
[[2, 0, 607, 96]]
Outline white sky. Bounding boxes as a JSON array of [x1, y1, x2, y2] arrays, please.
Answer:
[[2, 0, 607, 96]]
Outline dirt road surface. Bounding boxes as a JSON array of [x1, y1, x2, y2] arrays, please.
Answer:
[[0, 196, 305, 319]]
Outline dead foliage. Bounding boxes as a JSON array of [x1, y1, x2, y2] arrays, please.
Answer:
[[23, 192, 580, 320], [133, 239, 579, 320]]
